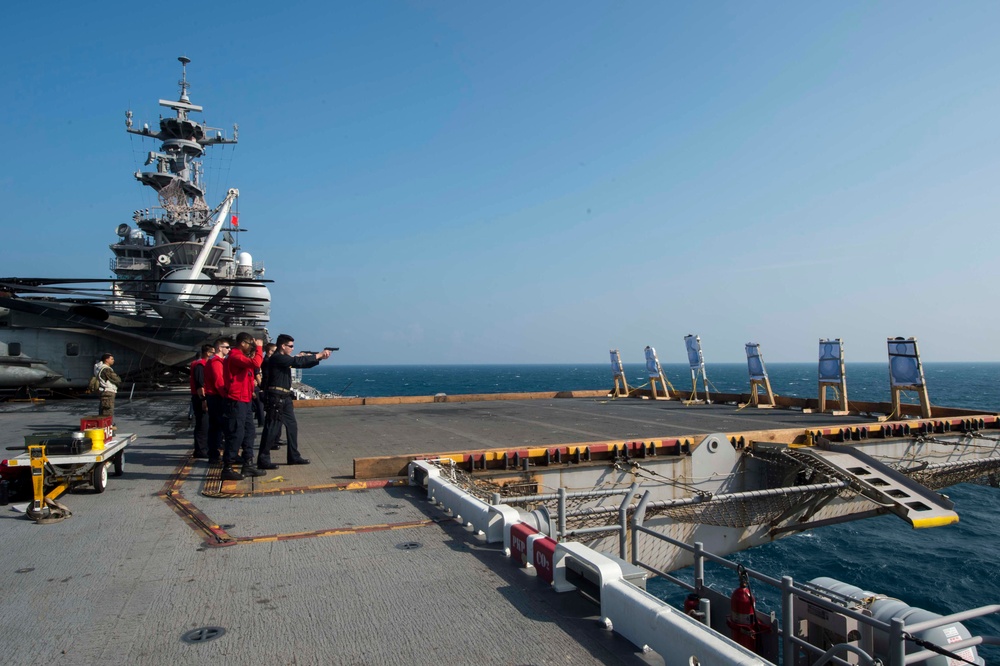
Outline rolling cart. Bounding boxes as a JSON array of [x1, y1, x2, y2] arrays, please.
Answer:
[[2, 416, 136, 520]]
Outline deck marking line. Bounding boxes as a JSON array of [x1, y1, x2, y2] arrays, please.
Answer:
[[159, 486, 238, 547], [209, 476, 407, 498], [159, 454, 429, 546], [232, 519, 434, 544]]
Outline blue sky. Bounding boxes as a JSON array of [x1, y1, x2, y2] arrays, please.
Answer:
[[3, 2, 1000, 365]]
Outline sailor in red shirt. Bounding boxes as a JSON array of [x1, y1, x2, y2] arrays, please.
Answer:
[[204, 337, 231, 463], [220, 332, 265, 481], [189, 344, 215, 458]]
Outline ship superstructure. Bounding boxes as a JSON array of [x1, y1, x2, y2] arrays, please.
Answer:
[[0, 57, 270, 389]]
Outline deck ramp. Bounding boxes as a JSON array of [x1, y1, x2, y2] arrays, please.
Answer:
[[804, 442, 958, 528]]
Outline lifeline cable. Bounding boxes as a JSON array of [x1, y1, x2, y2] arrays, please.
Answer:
[[631, 461, 728, 497], [904, 632, 980, 666]]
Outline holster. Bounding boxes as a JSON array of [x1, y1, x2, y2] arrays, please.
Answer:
[[265, 391, 287, 417]]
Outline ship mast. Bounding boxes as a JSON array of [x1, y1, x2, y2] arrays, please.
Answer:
[[124, 56, 239, 240]]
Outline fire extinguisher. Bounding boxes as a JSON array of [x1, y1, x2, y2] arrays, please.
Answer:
[[727, 564, 761, 652]]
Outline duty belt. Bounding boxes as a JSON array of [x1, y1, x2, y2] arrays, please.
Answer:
[[267, 386, 292, 394]]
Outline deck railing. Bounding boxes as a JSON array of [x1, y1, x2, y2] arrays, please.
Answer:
[[494, 480, 852, 559], [109, 257, 152, 272], [628, 489, 1000, 666]]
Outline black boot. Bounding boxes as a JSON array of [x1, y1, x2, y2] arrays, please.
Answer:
[[221, 467, 243, 481]]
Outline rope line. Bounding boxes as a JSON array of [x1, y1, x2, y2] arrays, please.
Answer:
[[904, 632, 980, 666]]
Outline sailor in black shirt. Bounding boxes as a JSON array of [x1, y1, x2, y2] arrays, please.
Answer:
[[256, 334, 332, 468]]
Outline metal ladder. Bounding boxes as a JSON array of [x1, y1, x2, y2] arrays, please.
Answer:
[[802, 441, 958, 528]]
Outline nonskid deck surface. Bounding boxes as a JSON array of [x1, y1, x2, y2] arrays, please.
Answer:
[[0, 394, 973, 665], [0, 396, 669, 666]]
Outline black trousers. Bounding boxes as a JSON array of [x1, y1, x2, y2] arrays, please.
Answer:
[[257, 406, 283, 455], [222, 399, 255, 467], [206, 395, 225, 461], [252, 389, 265, 425], [191, 395, 209, 456], [258, 394, 301, 465]]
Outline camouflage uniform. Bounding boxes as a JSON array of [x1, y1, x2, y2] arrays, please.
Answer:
[[94, 362, 122, 418]]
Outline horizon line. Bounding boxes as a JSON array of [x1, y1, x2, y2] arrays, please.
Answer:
[[306, 360, 996, 367]]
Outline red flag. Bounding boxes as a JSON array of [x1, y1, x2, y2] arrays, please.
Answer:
[[231, 214, 239, 228]]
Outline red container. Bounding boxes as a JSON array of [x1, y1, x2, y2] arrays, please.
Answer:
[[80, 415, 114, 441], [532, 536, 557, 583], [509, 523, 537, 566]]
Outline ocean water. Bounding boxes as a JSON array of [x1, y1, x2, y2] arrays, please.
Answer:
[[304, 362, 1000, 411], [304, 362, 1000, 656]]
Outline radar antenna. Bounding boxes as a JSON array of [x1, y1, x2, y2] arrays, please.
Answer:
[[178, 56, 191, 103]]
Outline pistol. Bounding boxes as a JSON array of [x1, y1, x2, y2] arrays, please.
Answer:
[[301, 347, 339, 355]]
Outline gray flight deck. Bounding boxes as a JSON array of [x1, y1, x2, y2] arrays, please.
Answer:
[[295, 395, 875, 480], [0, 393, 879, 665]]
